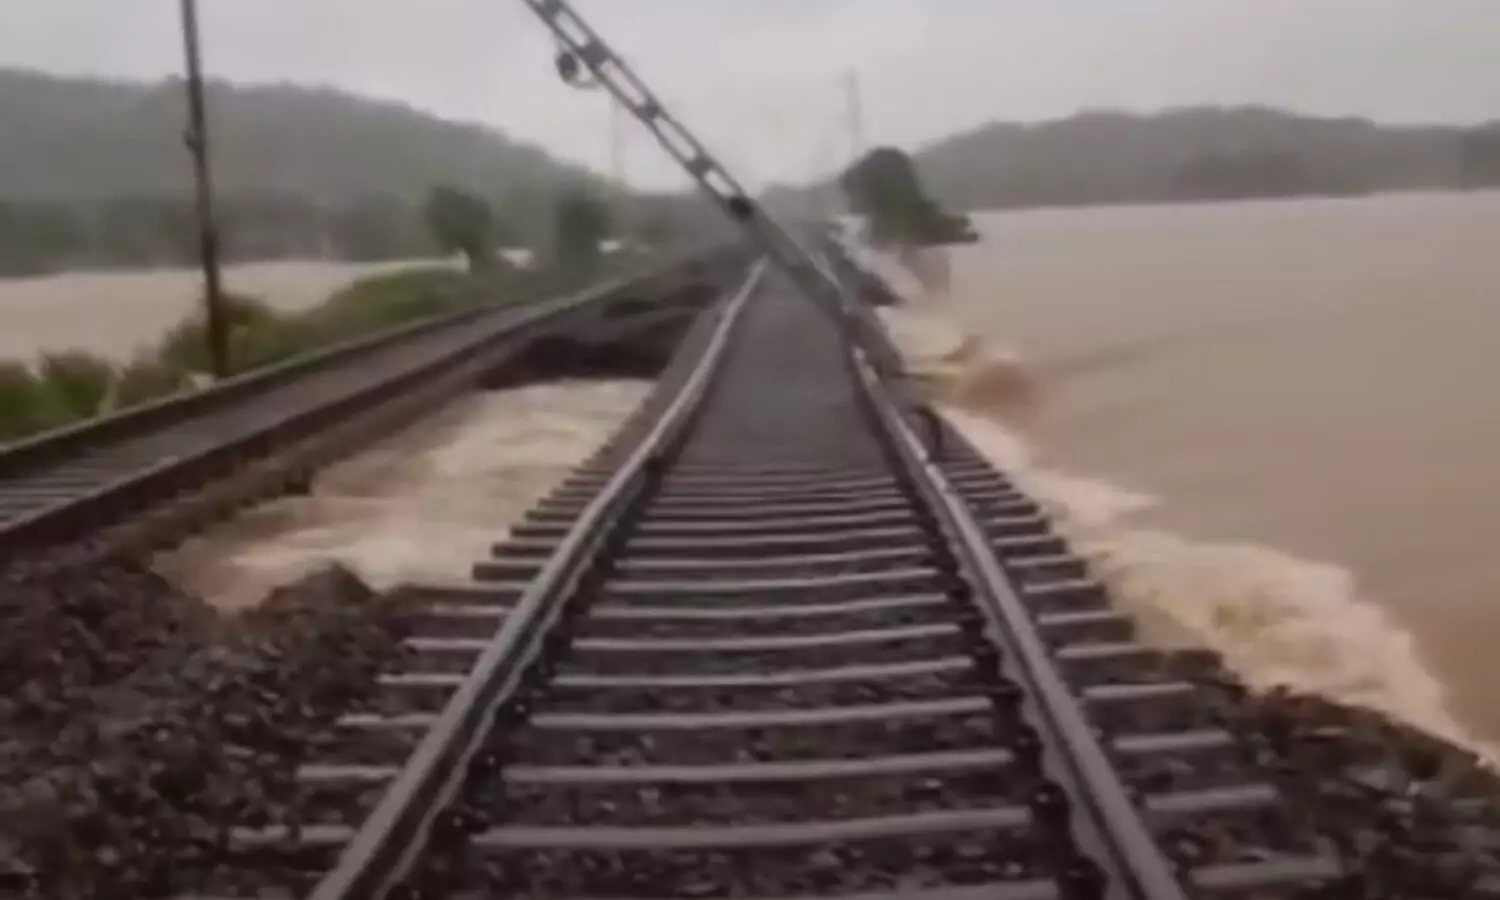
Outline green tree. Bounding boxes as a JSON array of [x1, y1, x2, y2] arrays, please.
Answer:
[[840, 147, 973, 248], [0, 362, 57, 440], [423, 185, 497, 271], [35, 351, 116, 418], [552, 189, 611, 272]]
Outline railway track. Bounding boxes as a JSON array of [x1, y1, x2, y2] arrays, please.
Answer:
[[128, 0, 1494, 885], [162, 260, 1444, 900], [0, 246, 743, 560]]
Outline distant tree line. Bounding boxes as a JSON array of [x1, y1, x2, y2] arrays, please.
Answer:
[[852, 109, 1500, 214], [1158, 129, 1500, 202], [0, 184, 687, 279], [0, 192, 418, 277], [0, 183, 659, 443], [420, 183, 619, 275], [1458, 126, 1500, 188], [0, 69, 746, 278], [8, 70, 1500, 270]]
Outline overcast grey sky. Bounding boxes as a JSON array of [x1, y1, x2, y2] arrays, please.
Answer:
[[3, 1, 1499, 189]]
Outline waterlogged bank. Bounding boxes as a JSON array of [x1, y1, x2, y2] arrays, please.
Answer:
[[0, 259, 441, 362], [867, 191, 1500, 758], [25, 198, 1499, 769], [0, 259, 471, 442]]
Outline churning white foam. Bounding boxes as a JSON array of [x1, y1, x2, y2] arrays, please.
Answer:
[[159, 379, 649, 608], [947, 406, 1494, 760], [874, 261, 1498, 764]]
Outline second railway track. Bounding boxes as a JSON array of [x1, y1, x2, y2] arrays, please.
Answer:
[[0, 247, 743, 560], [166, 257, 1500, 900]]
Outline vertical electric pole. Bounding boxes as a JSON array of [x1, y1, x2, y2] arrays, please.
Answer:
[[608, 97, 629, 248], [608, 98, 625, 186], [844, 69, 865, 164], [837, 69, 868, 223], [179, 0, 230, 379]]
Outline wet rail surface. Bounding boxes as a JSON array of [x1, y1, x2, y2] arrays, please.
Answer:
[[161, 257, 1500, 900], [0, 248, 742, 558]]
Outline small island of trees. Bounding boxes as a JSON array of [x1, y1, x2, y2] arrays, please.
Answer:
[[839, 147, 977, 249]]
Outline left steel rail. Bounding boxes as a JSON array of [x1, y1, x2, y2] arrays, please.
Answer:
[[302, 259, 768, 900]]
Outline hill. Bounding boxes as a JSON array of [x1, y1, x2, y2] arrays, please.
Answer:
[[0, 68, 595, 203], [0, 69, 730, 275], [903, 106, 1500, 211]]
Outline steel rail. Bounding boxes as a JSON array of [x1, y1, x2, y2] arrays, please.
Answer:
[[829, 251, 1189, 900], [0, 245, 742, 556], [305, 259, 768, 900]]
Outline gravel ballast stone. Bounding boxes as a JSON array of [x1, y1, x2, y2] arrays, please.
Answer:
[[0, 554, 409, 899]]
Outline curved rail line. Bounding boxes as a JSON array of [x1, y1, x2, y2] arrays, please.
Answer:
[[0, 245, 743, 561], [176, 260, 1386, 900]]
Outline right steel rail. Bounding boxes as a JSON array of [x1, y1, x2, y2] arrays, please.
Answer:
[[830, 252, 1189, 900]]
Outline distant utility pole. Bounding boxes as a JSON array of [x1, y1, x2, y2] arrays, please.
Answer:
[[609, 98, 625, 187], [833, 70, 867, 222], [179, 0, 230, 379], [608, 98, 629, 245], [844, 69, 866, 163]]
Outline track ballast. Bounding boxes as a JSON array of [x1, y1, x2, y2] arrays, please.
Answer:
[[175, 260, 1500, 900]]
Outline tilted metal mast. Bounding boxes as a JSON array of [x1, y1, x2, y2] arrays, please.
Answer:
[[515, 0, 890, 366]]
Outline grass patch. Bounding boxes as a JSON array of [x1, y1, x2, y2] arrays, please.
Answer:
[[0, 266, 472, 444], [34, 351, 116, 419], [111, 355, 192, 410], [0, 362, 61, 441], [153, 293, 292, 376]]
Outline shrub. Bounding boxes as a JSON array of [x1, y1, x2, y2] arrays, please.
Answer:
[[0, 256, 639, 444], [110, 355, 192, 412], [304, 267, 468, 340], [153, 293, 285, 377], [0, 361, 55, 441], [35, 350, 117, 419]]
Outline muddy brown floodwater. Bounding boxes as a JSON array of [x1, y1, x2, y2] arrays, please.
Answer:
[[8, 196, 1500, 763]]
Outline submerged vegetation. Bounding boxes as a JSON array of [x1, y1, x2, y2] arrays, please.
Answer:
[[0, 267, 460, 443], [0, 173, 657, 446], [0, 254, 638, 446]]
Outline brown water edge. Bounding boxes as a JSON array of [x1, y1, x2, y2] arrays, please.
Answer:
[[960, 194, 1500, 750], [864, 197, 1500, 760], [156, 378, 650, 611], [906, 339, 1497, 763]]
